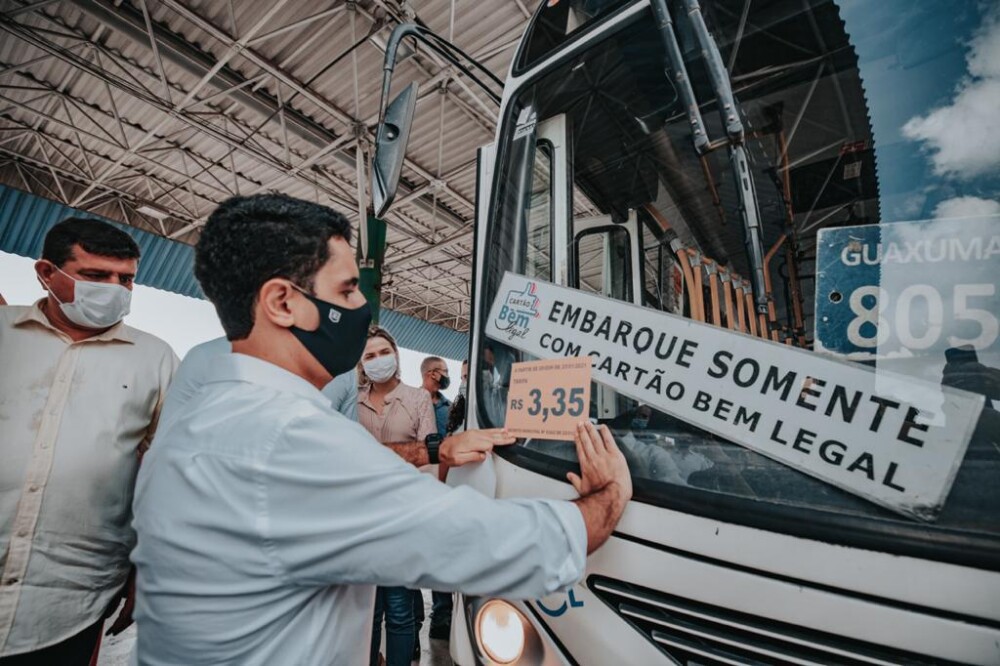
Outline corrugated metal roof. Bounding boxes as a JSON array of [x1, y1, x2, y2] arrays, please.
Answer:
[[0, 183, 469, 358], [0, 0, 531, 332]]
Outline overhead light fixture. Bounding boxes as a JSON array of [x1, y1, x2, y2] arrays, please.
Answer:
[[137, 203, 170, 220]]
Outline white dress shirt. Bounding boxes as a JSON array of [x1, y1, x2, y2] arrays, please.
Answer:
[[132, 352, 586, 666], [0, 302, 177, 656], [159, 337, 358, 427]]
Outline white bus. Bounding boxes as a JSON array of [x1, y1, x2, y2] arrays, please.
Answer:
[[371, 1, 1000, 663]]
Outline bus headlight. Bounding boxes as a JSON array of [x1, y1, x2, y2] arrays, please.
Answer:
[[475, 599, 527, 664]]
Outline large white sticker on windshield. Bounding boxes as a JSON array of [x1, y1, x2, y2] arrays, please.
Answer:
[[486, 272, 984, 521]]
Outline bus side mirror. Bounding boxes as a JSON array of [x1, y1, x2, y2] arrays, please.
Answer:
[[371, 82, 418, 218]]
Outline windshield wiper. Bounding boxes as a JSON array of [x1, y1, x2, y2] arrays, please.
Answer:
[[651, 0, 770, 318]]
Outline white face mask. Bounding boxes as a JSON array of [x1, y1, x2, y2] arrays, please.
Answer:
[[458, 381, 467, 398], [363, 355, 398, 383], [46, 266, 131, 329]]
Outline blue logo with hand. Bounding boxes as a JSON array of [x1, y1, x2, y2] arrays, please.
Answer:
[[495, 281, 540, 338]]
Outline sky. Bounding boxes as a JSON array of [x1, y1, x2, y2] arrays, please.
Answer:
[[830, 1, 1000, 378], [0, 251, 462, 399], [839, 0, 999, 221]]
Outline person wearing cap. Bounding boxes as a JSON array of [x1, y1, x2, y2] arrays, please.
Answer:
[[0, 218, 177, 664]]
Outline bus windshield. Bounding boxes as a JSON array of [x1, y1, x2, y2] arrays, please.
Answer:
[[515, 0, 632, 73], [477, 0, 1000, 566]]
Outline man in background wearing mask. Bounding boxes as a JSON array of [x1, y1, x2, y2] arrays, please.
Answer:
[[0, 218, 177, 664], [445, 360, 469, 437], [420, 356, 452, 439], [132, 194, 633, 665], [418, 355, 455, 641]]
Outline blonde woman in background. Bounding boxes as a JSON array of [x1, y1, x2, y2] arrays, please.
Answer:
[[358, 326, 434, 666]]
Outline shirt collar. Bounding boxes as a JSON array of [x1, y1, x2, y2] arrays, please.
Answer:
[[13, 299, 133, 344], [203, 352, 330, 407], [434, 391, 451, 407], [358, 381, 405, 408]]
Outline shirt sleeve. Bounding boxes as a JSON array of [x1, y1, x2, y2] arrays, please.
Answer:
[[322, 373, 359, 422], [258, 409, 587, 600], [341, 377, 358, 422], [145, 346, 181, 452], [416, 390, 436, 442]]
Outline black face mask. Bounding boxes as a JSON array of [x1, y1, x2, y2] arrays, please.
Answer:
[[290, 291, 372, 379], [436, 373, 451, 391]]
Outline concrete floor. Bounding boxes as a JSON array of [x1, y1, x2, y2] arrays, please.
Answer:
[[97, 591, 455, 666]]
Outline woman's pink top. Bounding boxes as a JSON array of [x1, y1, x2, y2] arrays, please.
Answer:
[[358, 381, 436, 445]]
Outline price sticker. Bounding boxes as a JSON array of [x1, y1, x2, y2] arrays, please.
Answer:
[[505, 357, 592, 440]]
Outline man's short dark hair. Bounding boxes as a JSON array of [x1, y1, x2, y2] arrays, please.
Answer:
[[195, 194, 352, 340], [42, 218, 141, 267]]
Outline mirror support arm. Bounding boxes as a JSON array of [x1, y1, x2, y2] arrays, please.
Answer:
[[377, 23, 501, 128]]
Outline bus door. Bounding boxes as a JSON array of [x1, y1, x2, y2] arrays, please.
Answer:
[[571, 211, 643, 420]]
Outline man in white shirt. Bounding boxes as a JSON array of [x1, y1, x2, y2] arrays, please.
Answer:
[[158, 336, 358, 429], [0, 218, 178, 664], [132, 193, 631, 665]]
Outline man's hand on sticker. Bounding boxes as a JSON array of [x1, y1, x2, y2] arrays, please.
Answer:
[[440, 428, 516, 466]]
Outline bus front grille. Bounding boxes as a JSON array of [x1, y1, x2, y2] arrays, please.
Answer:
[[588, 576, 951, 666]]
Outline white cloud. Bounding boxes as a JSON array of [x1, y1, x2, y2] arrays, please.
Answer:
[[902, 11, 1000, 179], [891, 192, 926, 219], [933, 195, 1000, 219], [902, 80, 1000, 179], [968, 11, 1000, 78]]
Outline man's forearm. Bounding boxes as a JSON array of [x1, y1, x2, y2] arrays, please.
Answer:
[[385, 441, 430, 467], [573, 483, 627, 554]]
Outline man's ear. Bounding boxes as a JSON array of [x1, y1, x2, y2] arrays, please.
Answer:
[[257, 279, 299, 329], [35, 259, 55, 283]]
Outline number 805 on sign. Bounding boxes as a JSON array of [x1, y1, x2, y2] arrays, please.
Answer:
[[842, 283, 996, 351]]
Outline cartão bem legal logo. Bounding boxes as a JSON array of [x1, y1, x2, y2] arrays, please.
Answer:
[[495, 281, 540, 338]]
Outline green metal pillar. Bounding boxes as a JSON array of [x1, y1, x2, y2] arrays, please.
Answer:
[[357, 215, 387, 324]]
